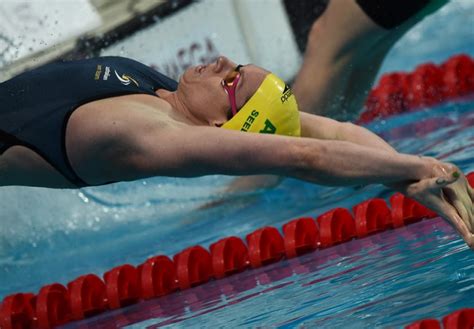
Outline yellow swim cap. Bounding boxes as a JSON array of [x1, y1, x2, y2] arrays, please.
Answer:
[[221, 73, 300, 137]]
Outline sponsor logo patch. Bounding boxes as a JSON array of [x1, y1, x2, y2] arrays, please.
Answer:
[[103, 66, 111, 81], [94, 65, 102, 80], [281, 84, 293, 104], [114, 70, 139, 87]]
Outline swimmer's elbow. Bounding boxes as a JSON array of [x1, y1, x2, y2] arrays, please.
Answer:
[[335, 121, 356, 139]]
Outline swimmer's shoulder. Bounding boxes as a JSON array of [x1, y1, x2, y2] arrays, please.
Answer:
[[66, 94, 194, 185], [74, 93, 187, 132]]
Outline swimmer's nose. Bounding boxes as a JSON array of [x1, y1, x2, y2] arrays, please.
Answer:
[[195, 65, 207, 74], [214, 56, 236, 74]]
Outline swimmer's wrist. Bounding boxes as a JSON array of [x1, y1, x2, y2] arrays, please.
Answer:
[[396, 154, 434, 181], [381, 155, 430, 188], [411, 155, 445, 180]]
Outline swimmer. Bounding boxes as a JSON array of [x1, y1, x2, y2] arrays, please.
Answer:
[[0, 0, 473, 247]]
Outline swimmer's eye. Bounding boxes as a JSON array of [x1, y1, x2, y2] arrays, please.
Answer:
[[222, 65, 243, 86]]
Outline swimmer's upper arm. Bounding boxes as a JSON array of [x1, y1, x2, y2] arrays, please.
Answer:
[[299, 111, 345, 140], [299, 111, 396, 153], [126, 125, 307, 180]]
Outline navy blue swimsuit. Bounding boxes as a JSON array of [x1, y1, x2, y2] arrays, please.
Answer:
[[0, 56, 178, 187]]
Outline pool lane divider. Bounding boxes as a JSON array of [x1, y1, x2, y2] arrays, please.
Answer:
[[405, 308, 474, 329], [1, 172, 473, 329], [358, 54, 474, 123]]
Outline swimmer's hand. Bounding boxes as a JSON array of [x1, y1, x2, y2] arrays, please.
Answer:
[[388, 161, 474, 249]]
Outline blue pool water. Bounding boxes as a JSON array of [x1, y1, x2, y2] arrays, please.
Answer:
[[1, 1, 474, 328]]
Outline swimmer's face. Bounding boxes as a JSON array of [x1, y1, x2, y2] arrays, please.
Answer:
[[178, 56, 268, 127]]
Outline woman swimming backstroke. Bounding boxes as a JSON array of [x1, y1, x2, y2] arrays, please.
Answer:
[[0, 0, 473, 247]]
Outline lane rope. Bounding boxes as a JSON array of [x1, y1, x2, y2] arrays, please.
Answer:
[[359, 54, 474, 123]]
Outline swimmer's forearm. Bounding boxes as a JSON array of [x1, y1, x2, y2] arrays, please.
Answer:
[[300, 112, 396, 153], [336, 122, 397, 153], [285, 139, 426, 186]]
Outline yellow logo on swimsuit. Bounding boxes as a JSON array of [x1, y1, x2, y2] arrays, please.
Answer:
[[94, 65, 102, 80], [222, 73, 300, 137], [114, 70, 139, 87]]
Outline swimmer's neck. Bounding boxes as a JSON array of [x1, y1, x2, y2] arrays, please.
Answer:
[[156, 88, 205, 126]]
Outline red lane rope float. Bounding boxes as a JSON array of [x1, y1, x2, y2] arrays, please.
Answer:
[[406, 318, 441, 329], [210, 236, 249, 278], [390, 192, 437, 228], [138, 255, 178, 299], [0, 293, 35, 329], [467, 172, 474, 187], [104, 264, 141, 309], [67, 274, 106, 320], [353, 198, 392, 237], [0, 174, 473, 328], [443, 309, 474, 329], [246, 227, 285, 267], [174, 246, 213, 289], [406, 308, 474, 329], [317, 208, 356, 248], [358, 54, 474, 123], [282, 217, 319, 258], [36, 284, 70, 329]]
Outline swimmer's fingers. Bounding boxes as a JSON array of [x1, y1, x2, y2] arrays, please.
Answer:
[[444, 189, 473, 232], [430, 174, 474, 233], [443, 175, 474, 231], [398, 172, 454, 202], [446, 212, 474, 250], [456, 171, 474, 203], [431, 195, 474, 250], [418, 172, 459, 192], [405, 174, 474, 249]]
